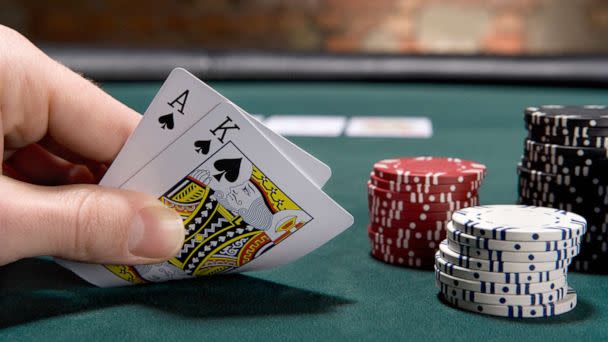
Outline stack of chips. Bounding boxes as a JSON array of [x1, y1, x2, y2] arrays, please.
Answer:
[[435, 205, 582, 318], [367, 156, 486, 268], [519, 105, 608, 273]]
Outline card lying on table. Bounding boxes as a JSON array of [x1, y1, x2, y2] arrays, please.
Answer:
[[56, 69, 353, 287]]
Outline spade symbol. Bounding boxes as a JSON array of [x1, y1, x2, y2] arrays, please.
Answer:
[[158, 113, 174, 130], [213, 158, 242, 183], [194, 140, 211, 155]]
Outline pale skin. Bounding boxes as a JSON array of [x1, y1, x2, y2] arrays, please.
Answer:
[[0, 26, 184, 266]]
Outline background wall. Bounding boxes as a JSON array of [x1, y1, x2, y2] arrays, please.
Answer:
[[1, 0, 607, 55]]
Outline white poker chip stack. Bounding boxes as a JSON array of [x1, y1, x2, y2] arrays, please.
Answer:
[[434, 205, 584, 318]]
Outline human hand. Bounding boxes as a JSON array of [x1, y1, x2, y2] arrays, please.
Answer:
[[0, 26, 184, 266]]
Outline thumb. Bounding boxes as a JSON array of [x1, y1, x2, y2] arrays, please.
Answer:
[[0, 176, 184, 265]]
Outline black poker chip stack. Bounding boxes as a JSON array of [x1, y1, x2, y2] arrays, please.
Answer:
[[518, 105, 608, 273]]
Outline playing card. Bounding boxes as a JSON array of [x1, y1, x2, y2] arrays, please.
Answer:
[[101, 68, 331, 189], [344, 116, 433, 138], [57, 101, 354, 287], [264, 115, 347, 137]]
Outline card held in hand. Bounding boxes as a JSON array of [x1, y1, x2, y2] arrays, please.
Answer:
[[101, 68, 331, 190], [57, 101, 353, 287]]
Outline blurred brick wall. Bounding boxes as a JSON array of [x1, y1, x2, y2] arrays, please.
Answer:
[[1, 0, 607, 55]]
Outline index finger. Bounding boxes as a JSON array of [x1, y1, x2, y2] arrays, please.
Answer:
[[46, 62, 141, 163], [0, 26, 140, 163]]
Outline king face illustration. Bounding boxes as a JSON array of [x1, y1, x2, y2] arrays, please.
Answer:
[[105, 143, 312, 284]]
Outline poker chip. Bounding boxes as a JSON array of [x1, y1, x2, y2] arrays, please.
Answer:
[[369, 173, 482, 194], [518, 184, 608, 208], [434, 202, 581, 317], [372, 157, 486, 185], [367, 156, 486, 269], [371, 243, 438, 259], [523, 181, 608, 200], [526, 117, 608, 148], [437, 280, 567, 305], [371, 238, 439, 252], [527, 123, 608, 139], [370, 249, 435, 268], [439, 287, 577, 318], [570, 258, 608, 274], [582, 220, 608, 234], [517, 188, 608, 215], [575, 245, 608, 259], [434, 268, 568, 295], [585, 228, 608, 240], [518, 198, 608, 223], [518, 173, 608, 198], [517, 163, 608, 189], [519, 105, 608, 275], [368, 232, 443, 251], [368, 226, 444, 246], [524, 139, 608, 160], [370, 208, 454, 222], [445, 238, 579, 262], [520, 154, 608, 177], [524, 105, 608, 128], [369, 218, 448, 233], [368, 195, 479, 213], [369, 229, 445, 244], [369, 222, 448, 237], [451, 205, 587, 242], [438, 241, 571, 273], [527, 133, 608, 148], [582, 230, 608, 241], [446, 222, 581, 252], [368, 183, 478, 203], [369, 211, 453, 227], [435, 254, 567, 284]]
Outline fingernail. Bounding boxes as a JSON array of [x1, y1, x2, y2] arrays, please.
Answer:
[[128, 205, 184, 258], [67, 165, 95, 184]]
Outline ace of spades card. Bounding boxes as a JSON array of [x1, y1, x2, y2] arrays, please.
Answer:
[[100, 68, 331, 190], [57, 102, 353, 287]]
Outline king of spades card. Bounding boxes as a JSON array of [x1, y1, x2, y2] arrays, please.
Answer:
[[104, 142, 313, 284]]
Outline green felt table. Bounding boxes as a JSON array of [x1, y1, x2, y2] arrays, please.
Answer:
[[1, 81, 607, 340]]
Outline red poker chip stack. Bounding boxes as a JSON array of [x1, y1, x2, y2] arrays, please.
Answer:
[[367, 156, 487, 269]]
